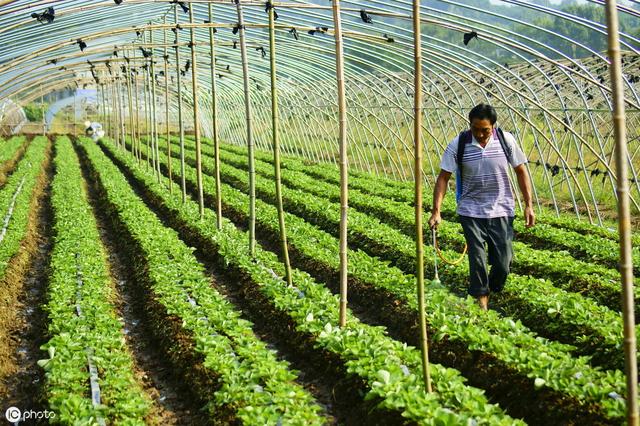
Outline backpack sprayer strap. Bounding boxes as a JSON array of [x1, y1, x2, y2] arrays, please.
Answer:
[[446, 127, 513, 265]]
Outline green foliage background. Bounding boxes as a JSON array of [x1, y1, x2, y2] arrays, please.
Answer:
[[22, 103, 47, 122], [347, 0, 639, 71]]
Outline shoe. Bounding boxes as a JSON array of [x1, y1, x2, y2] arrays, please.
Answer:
[[477, 295, 489, 311]]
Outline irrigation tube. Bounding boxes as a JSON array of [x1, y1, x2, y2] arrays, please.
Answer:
[[0, 176, 26, 244], [605, 1, 638, 425], [74, 254, 107, 426]]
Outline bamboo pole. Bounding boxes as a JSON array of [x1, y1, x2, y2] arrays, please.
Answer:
[[105, 78, 111, 139], [412, 0, 433, 393], [74, 91, 78, 138], [118, 77, 126, 149], [144, 63, 151, 169], [605, 1, 638, 424], [208, 3, 223, 229], [175, 6, 187, 203], [331, 0, 349, 327], [236, 0, 256, 256], [113, 83, 120, 147], [267, 2, 293, 286], [126, 56, 135, 150], [189, 3, 205, 218], [100, 83, 106, 136], [114, 78, 120, 145], [150, 29, 161, 181], [164, 16, 173, 194], [40, 84, 45, 135], [133, 49, 142, 163]]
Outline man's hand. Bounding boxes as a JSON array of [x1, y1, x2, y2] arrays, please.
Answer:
[[514, 164, 535, 228], [428, 211, 442, 229], [524, 205, 535, 228]]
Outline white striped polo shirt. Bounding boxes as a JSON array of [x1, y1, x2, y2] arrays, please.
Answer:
[[440, 130, 527, 218]]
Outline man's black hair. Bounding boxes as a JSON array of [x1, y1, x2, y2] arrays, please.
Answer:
[[468, 103, 497, 125]]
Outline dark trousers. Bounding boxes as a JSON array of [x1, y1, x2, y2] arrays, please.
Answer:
[[459, 215, 514, 297]]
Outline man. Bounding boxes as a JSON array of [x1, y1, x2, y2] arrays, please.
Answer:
[[84, 120, 104, 142], [428, 104, 535, 310]]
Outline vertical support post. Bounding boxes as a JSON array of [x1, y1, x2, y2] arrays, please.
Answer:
[[133, 50, 142, 163], [267, 2, 293, 286], [125, 53, 135, 152], [208, 3, 223, 229], [144, 60, 151, 168], [605, 1, 638, 424], [164, 16, 173, 193], [236, 0, 256, 254], [113, 83, 120, 148], [118, 77, 126, 150], [331, 0, 349, 327], [101, 83, 107, 138], [189, 3, 205, 217], [104, 81, 110, 138], [175, 5, 187, 203], [412, 0, 432, 393], [150, 29, 161, 181], [40, 84, 45, 135], [75, 90, 78, 137]]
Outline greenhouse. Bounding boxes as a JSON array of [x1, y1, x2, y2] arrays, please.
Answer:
[[0, 0, 639, 424]]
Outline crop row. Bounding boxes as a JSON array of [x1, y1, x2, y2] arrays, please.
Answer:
[[0, 135, 48, 407], [78, 137, 326, 425], [165, 137, 634, 373], [40, 136, 149, 424], [0, 136, 25, 162], [181, 135, 637, 246], [0, 135, 28, 186], [110, 137, 526, 425], [216, 140, 640, 272], [214, 144, 637, 316], [0, 136, 48, 281], [126, 137, 629, 423]]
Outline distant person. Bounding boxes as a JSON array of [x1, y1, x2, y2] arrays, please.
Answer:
[[84, 121, 104, 142], [428, 103, 535, 311]]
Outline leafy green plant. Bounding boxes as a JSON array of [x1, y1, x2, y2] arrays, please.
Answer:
[[169, 136, 635, 372], [216, 139, 638, 247], [78, 137, 326, 426], [0, 136, 47, 280], [218, 146, 638, 316], [41, 136, 149, 424], [22, 103, 47, 122], [107, 137, 522, 425], [128, 137, 631, 423], [0, 136, 27, 165]]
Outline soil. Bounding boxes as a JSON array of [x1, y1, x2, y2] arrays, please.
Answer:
[[75, 137, 212, 426], [0, 137, 52, 423], [99, 141, 411, 425], [0, 137, 29, 188]]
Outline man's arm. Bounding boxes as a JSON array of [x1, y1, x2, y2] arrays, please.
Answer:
[[428, 170, 452, 229], [514, 164, 535, 227]]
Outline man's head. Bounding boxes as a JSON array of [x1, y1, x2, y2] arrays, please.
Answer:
[[468, 104, 497, 145]]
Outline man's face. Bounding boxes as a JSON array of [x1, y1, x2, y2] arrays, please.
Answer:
[[470, 118, 494, 145]]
